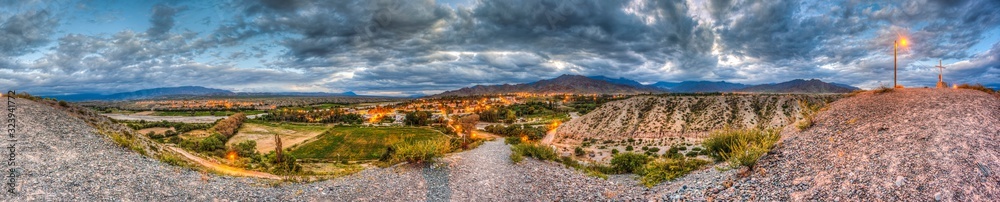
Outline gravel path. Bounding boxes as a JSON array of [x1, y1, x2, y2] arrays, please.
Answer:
[[2, 99, 736, 201]]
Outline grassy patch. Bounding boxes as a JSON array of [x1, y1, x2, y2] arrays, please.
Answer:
[[510, 143, 557, 163], [610, 152, 649, 174], [289, 126, 450, 162], [702, 128, 780, 168], [386, 139, 451, 164], [638, 158, 709, 187]]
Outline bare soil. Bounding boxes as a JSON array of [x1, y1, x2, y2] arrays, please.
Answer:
[[226, 123, 325, 153]]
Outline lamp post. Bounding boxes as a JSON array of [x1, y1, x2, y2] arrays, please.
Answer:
[[894, 37, 907, 88]]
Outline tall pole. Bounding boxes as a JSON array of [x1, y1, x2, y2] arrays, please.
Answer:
[[894, 40, 897, 88]]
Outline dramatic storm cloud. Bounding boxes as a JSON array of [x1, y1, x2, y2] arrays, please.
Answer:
[[1, 0, 999, 96]]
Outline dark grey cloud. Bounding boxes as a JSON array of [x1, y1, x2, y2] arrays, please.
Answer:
[[0, 10, 59, 56], [146, 4, 187, 39]]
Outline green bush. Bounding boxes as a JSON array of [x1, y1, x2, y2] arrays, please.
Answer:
[[234, 140, 259, 158], [626, 145, 634, 151], [504, 136, 521, 145], [199, 135, 226, 152], [510, 152, 525, 163], [510, 144, 557, 163], [648, 147, 660, 152], [702, 128, 780, 168], [639, 158, 709, 187], [389, 139, 451, 164], [610, 152, 649, 174], [574, 147, 585, 156], [611, 149, 619, 154]]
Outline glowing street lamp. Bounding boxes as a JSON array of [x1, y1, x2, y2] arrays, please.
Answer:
[[894, 36, 909, 88]]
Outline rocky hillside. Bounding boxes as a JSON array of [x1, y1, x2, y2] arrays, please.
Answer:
[[434, 74, 663, 97], [555, 94, 842, 144], [715, 88, 1000, 200]]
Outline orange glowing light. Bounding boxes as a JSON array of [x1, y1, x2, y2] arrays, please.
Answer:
[[226, 151, 238, 161], [899, 38, 908, 47], [548, 120, 561, 131]]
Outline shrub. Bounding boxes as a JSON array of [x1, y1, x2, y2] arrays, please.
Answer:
[[198, 135, 226, 152], [166, 136, 181, 144], [648, 147, 660, 153], [504, 136, 521, 145], [610, 152, 649, 174], [389, 139, 451, 164], [873, 85, 894, 94], [641, 146, 648, 151], [702, 128, 780, 168], [611, 149, 619, 154], [574, 147, 585, 156], [559, 156, 582, 169], [626, 145, 634, 151], [795, 100, 823, 131], [510, 143, 557, 163], [639, 158, 709, 187], [269, 150, 301, 174], [58, 100, 68, 107], [234, 140, 259, 158], [722, 140, 773, 168], [510, 152, 525, 163]]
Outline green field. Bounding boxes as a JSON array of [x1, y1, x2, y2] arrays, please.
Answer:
[[289, 126, 450, 161], [153, 110, 266, 116]]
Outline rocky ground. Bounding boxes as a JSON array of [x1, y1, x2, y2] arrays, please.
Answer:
[[714, 88, 1000, 201], [1, 98, 735, 201]]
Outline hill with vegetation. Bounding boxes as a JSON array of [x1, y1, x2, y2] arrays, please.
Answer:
[[554, 94, 842, 144]]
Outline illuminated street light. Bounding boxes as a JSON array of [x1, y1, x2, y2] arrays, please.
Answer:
[[894, 36, 909, 88]]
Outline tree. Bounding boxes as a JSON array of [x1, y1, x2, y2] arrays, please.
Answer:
[[274, 134, 283, 164], [458, 114, 479, 138]]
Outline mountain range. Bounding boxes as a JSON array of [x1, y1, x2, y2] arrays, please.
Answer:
[[435, 74, 859, 97], [44, 86, 359, 102], [433, 75, 664, 97], [44, 75, 862, 101]]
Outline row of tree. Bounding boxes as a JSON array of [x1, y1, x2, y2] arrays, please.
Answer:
[[258, 109, 363, 124]]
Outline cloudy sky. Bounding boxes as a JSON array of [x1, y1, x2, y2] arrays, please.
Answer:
[[2, 0, 999, 96]]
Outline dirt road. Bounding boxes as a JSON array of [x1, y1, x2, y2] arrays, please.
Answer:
[[168, 147, 283, 180]]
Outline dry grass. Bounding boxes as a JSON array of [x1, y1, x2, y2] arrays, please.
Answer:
[[873, 85, 894, 94], [956, 83, 996, 94]]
